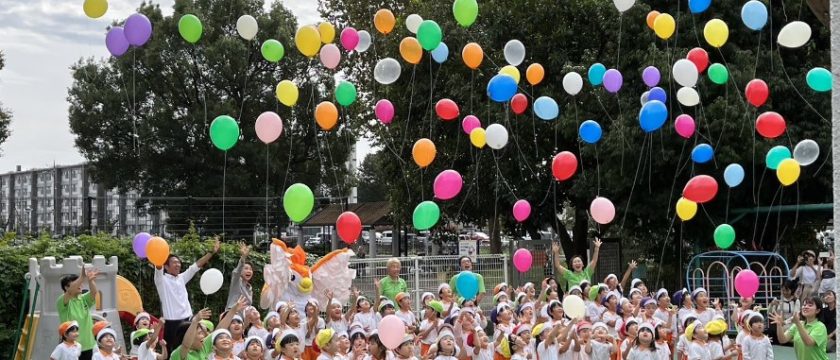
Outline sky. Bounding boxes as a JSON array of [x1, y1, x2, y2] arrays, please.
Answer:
[[0, 0, 369, 173]]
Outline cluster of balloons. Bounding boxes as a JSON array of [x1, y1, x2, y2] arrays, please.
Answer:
[[132, 233, 170, 267], [106, 13, 152, 57]]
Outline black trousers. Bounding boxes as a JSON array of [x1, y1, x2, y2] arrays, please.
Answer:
[[163, 317, 190, 354], [79, 349, 92, 360]]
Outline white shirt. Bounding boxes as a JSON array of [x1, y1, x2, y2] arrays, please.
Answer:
[[796, 265, 820, 285], [586, 303, 604, 323], [50, 342, 81, 360], [510, 354, 527, 360], [590, 340, 613, 359], [467, 344, 494, 360], [92, 350, 121, 360], [248, 326, 269, 342], [600, 312, 620, 336], [740, 335, 773, 360], [327, 317, 348, 334], [675, 335, 688, 356], [419, 319, 442, 344], [686, 341, 711, 360], [691, 308, 720, 325], [305, 317, 326, 345], [396, 310, 416, 327], [353, 311, 378, 334], [318, 353, 347, 360], [537, 341, 558, 360], [154, 263, 200, 319], [137, 342, 161, 360], [626, 348, 658, 360], [654, 342, 670, 360], [208, 352, 242, 359]]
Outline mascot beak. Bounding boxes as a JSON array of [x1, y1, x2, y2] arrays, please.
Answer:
[[299, 277, 313, 294]]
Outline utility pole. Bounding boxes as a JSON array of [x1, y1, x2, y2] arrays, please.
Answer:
[[831, 1, 838, 359]]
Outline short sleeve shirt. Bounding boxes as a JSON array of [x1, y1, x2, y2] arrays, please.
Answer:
[[50, 342, 82, 360], [56, 292, 95, 351], [786, 320, 829, 360], [561, 267, 593, 289], [379, 277, 408, 302], [169, 334, 214, 360], [449, 272, 486, 298]]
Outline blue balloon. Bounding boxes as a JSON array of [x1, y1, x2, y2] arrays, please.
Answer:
[[724, 163, 745, 187], [579, 120, 602, 144], [691, 143, 715, 164], [649, 87, 667, 103], [534, 96, 559, 120], [431, 42, 449, 63], [487, 74, 518, 102], [765, 146, 792, 170], [588, 63, 607, 86], [455, 271, 479, 300], [639, 100, 667, 133], [741, 0, 768, 31], [689, 0, 711, 13]]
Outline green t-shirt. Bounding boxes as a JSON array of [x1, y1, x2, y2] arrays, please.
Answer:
[[169, 332, 213, 360], [786, 320, 829, 360], [561, 266, 593, 289], [56, 292, 95, 351], [379, 276, 408, 302], [449, 272, 486, 299]]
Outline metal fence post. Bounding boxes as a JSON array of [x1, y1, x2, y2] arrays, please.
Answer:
[[414, 257, 421, 314], [503, 255, 509, 285]]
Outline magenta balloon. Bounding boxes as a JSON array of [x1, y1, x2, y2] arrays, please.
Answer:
[[602, 69, 623, 93], [377, 315, 406, 349], [512, 199, 531, 222], [642, 66, 660, 87], [513, 248, 533, 272], [590, 197, 616, 224], [462, 115, 481, 134], [133, 232, 152, 258], [255, 111, 283, 144], [106, 27, 130, 57], [375, 99, 395, 125], [674, 114, 696, 139], [340, 27, 359, 51], [734, 270, 759, 298], [433, 170, 463, 200], [319, 44, 341, 69], [124, 13, 153, 46]]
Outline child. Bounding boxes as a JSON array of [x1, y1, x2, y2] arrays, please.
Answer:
[[587, 285, 607, 323], [615, 299, 636, 336], [337, 332, 351, 356], [92, 328, 121, 360], [305, 299, 326, 360], [316, 329, 342, 360], [352, 295, 378, 334], [245, 306, 268, 340], [134, 320, 168, 360], [466, 327, 494, 360], [705, 319, 737, 360], [740, 313, 772, 360], [419, 300, 445, 357], [534, 322, 559, 360], [653, 322, 671, 360], [130, 312, 152, 357], [51, 321, 82, 360], [626, 323, 657, 360], [675, 316, 697, 360], [619, 319, 639, 355], [394, 334, 417, 360], [630, 278, 649, 298], [229, 315, 247, 356], [395, 292, 416, 333], [511, 323, 533, 359], [439, 284, 458, 314], [589, 322, 617, 359], [278, 330, 303, 360], [347, 327, 367, 360], [378, 298, 397, 319], [671, 289, 693, 333], [652, 290, 675, 330], [685, 321, 711, 360], [429, 324, 459, 360], [572, 321, 592, 359], [517, 302, 535, 326], [240, 336, 265, 360], [326, 289, 354, 334], [207, 329, 238, 359], [601, 294, 620, 336], [640, 298, 657, 324], [734, 310, 754, 346]]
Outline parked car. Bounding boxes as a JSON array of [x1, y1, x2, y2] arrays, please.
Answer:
[[305, 236, 322, 247]]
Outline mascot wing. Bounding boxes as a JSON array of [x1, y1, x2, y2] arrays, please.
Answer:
[[260, 239, 292, 309], [311, 249, 356, 311]]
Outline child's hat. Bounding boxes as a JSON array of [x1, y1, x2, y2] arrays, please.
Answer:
[[96, 328, 117, 343], [316, 328, 336, 349], [133, 312, 151, 327], [58, 320, 79, 338]]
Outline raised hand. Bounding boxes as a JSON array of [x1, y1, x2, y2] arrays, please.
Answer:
[[769, 312, 784, 325], [552, 243, 561, 254], [234, 296, 247, 311], [213, 238, 222, 253], [85, 268, 100, 280], [197, 308, 212, 321], [239, 242, 251, 257], [792, 311, 801, 324], [325, 289, 335, 299], [628, 260, 638, 269], [374, 278, 381, 289], [593, 239, 602, 248]]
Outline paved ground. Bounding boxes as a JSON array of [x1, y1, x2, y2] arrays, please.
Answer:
[[773, 345, 835, 359]]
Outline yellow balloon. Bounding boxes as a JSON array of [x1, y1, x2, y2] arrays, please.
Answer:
[[675, 197, 698, 221], [776, 158, 801, 186], [499, 65, 521, 84], [83, 0, 108, 18], [470, 128, 486, 148], [275, 80, 299, 107], [703, 19, 729, 48], [653, 13, 676, 40], [295, 25, 321, 57], [318, 22, 336, 44]]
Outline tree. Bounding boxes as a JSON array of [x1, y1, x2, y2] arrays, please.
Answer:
[[357, 151, 388, 202], [0, 51, 12, 149]]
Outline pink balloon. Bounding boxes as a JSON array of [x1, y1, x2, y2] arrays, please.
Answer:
[[378, 315, 407, 349], [319, 44, 341, 69], [255, 111, 283, 144], [340, 27, 359, 51], [589, 197, 615, 225], [513, 248, 533, 273], [433, 170, 463, 200], [734, 270, 759, 298], [462, 115, 481, 134], [375, 99, 395, 125], [674, 114, 696, 139], [512, 199, 531, 222]]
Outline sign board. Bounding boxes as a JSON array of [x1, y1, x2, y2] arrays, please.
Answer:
[[459, 240, 477, 262]]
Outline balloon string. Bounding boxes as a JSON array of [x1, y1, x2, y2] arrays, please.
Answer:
[[620, 135, 648, 230], [615, 15, 623, 68], [595, 144, 601, 196], [655, 213, 678, 287], [725, 188, 731, 223], [265, 145, 270, 243], [400, 65, 418, 150], [757, 186, 782, 249], [774, 47, 830, 123], [132, 52, 138, 154], [222, 152, 227, 240], [666, 141, 689, 219], [531, 85, 538, 160]]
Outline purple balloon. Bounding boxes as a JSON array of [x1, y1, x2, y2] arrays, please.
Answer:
[[106, 27, 130, 57], [642, 66, 660, 87], [603, 69, 623, 93], [133, 232, 152, 258], [124, 13, 152, 46]]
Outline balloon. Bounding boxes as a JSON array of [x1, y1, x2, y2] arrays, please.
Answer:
[[412, 139, 436, 168], [315, 102, 339, 130], [777, 158, 801, 186], [745, 79, 769, 107], [552, 152, 578, 181], [146, 236, 170, 267], [503, 40, 525, 66], [374, 9, 396, 35], [356, 31, 372, 52], [563, 72, 584, 95], [485, 124, 509, 150], [526, 64, 545, 86], [335, 81, 357, 107], [513, 200, 531, 222], [318, 22, 335, 43], [674, 114, 696, 138], [375, 99, 395, 125], [435, 99, 460, 120], [724, 164, 745, 187], [209, 115, 240, 151], [691, 143, 714, 164], [262, 40, 286, 63], [642, 66, 660, 87], [374, 58, 401, 85], [200, 268, 224, 295], [318, 43, 340, 69], [511, 94, 528, 115], [178, 14, 203, 44], [579, 120, 602, 144], [793, 139, 820, 166], [431, 43, 449, 63], [534, 97, 559, 121], [83, 0, 108, 18], [676, 197, 698, 221], [806, 68, 832, 92], [588, 63, 607, 86], [613, 0, 635, 13], [295, 25, 321, 57], [640, 91, 650, 105], [639, 100, 667, 133], [646, 11, 660, 30], [455, 271, 479, 300], [417, 20, 442, 51], [602, 69, 623, 93], [777, 21, 812, 49], [648, 87, 667, 103], [755, 112, 786, 138], [413, 201, 440, 230], [340, 27, 359, 51], [124, 13, 152, 47], [590, 197, 616, 225], [453, 0, 479, 27], [677, 87, 700, 107], [683, 175, 718, 203], [686, 48, 709, 73], [703, 19, 729, 48], [714, 224, 736, 249], [741, 1, 768, 31], [434, 170, 463, 200], [563, 295, 586, 319], [765, 146, 792, 170], [237, 15, 259, 40], [689, 0, 711, 13], [653, 13, 676, 40], [399, 37, 423, 64], [462, 115, 481, 134], [487, 74, 518, 102], [336, 212, 362, 245], [673, 59, 699, 87], [499, 65, 521, 84], [132, 232, 151, 258], [734, 270, 759, 298], [284, 183, 315, 222], [707, 63, 729, 85], [275, 80, 299, 106], [406, 14, 424, 33], [513, 249, 533, 272], [378, 315, 407, 349], [255, 111, 283, 144], [462, 42, 483, 69], [105, 27, 129, 57], [470, 128, 486, 148]]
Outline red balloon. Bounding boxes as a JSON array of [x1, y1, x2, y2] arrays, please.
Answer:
[[686, 48, 709, 73], [336, 211, 362, 245], [745, 79, 769, 107], [755, 111, 786, 139], [682, 175, 719, 204], [511, 93, 528, 115], [552, 151, 578, 181], [435, 99, 460, 121]]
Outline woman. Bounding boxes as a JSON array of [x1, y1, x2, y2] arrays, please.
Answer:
[[771, 295, 828, 360], [552, 240, 602, 289], [769, 279, 801, 342], [820, 290, 836, 352], [791, 250, 822, 299], [819, 256, 835, 296]]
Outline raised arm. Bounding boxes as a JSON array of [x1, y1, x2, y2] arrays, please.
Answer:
[[195, 238, 221, 269], [589, 239, 602, 272], [770, 312, 791, 344], [374, 279, 382, 310], [619, 261, 637, 291], [219, 296, 246, 330], [85, 268, 100, 306], [63, 267, 88, 305], [181, 308, 212, 360], [551, 243, 569, 276]]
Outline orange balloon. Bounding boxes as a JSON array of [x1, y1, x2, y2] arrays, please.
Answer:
[[399, 37, 423, 65], [646, 11, 661, 30], [374, 9, 396, 35], [526, 63, 545, 85], [315, 101, 339, 130], [462, 42, 483, 70], [412, 138, 436, 168], [146, 236, 170, 267]]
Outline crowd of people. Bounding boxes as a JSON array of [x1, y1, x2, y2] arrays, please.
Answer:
[[48, 238, 837, 360]]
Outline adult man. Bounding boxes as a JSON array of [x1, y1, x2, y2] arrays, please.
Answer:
[[225, 242, 254, 309], [56, 266, 99, 360], [154, 238, 220, 353], [448, 256, 486, 303]]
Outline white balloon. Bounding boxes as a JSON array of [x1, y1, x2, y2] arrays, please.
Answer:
[[677, 87, 700, 106], [485, 124, 509, 150], [563, 295, 586, 319], [640, 91, 650, 105], [777, 21, 812, 49], [319, 44, 341, 69], [406, 14, 423, 34], [562, 72, 584, 96], [672, 59, 699, 88], [200, 268, 224, 295], [793, 139, 820, 166], [613, 0, 635, 13], [356, 30, 372, 52], [374, 58, 401, 85], [236, 15, 258, 40], [503, 40, 526, 66]]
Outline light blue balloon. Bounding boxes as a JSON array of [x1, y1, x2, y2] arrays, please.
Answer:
[[689, 0, 711, 14], [588, 63, 607, 86], [431, 42, 449, 64], [455, 271, 479, 300], [741, 0, 768, 31], [638, 100, 667, 133], [487, 74, 518, 103], [724, 163, 745, 187], [579, 120, 602, 144], [649, 87, 667, 103], [691, 143, 714, 164], [534, 96, 559, 121], [765, 146, 791, 170]]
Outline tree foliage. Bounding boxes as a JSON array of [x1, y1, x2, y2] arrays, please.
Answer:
[[0, 51, 13, 150]]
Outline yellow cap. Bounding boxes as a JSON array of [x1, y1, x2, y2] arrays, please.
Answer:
[[316, 328, 335, 349]]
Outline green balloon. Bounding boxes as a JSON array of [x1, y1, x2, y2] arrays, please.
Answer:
[[417, 20, 443, 51], [707, 63, 729, 85], [714, 224, 735, 249], [261, 40, 285, 63], [178, 14, 203, 44], [413, 201, 441, 230], [283, 183, 315, 223], [765, 145, 791, 170], [209, 115, 240, 151], [335, 81, 357, 107], [806, 67, 832, 92], [452, 0, 478, 27]]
